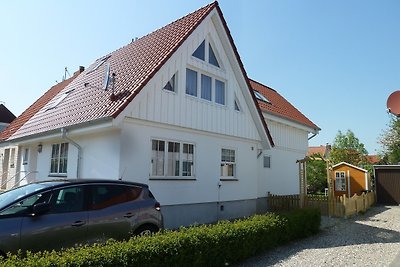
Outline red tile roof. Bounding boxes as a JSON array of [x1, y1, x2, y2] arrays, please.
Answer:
[[366, 155, 380, 164], [0, 69, 82, 142], [249, 79, 320, 131], [308, 145, 328, 157], [9, 1, 275, 147], [10, 2, 218, 140]]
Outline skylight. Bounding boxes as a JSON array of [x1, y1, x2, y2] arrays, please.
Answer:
[[253, 90, 271, 104], [86, 54, 111, 73], [46, 89, 75, 111]]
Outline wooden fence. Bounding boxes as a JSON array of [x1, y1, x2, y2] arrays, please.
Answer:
[[267, 191, 375, 217]]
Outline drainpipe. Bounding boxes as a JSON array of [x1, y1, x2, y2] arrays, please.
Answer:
[[61, 128, 81, 179], [308, 132, 317, 140]]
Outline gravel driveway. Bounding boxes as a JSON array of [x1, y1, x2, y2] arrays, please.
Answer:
[[236, 205, 400, 267]]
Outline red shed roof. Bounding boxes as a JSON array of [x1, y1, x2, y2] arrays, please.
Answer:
[[249, 79, 320, 131]]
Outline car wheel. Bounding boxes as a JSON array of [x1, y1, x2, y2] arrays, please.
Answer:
[[134, 225, 159, 236]]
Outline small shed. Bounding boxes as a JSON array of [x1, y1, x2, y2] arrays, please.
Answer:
[[374, 165, 400, 205], [332, 162, 370, 197]]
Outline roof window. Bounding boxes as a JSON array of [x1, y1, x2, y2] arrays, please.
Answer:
[[87, 54, 111, 73], [253, 90, 271, 104], [46, 89, 75, 111]]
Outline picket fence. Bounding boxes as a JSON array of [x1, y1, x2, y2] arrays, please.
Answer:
[[267, 191, 375, 217]]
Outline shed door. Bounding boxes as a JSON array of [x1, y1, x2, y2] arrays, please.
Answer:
[[376, 169, 400, 205]]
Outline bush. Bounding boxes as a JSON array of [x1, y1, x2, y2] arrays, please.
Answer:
[[2, 208, 320, 267]]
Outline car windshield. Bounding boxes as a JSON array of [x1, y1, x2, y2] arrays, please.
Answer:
[[0, 182, 63, 210]]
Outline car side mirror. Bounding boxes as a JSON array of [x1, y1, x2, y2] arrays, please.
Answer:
[[32, 202, 50, 216]]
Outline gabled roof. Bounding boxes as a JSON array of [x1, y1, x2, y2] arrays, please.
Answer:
[[0, 104, 15, 124], [308, 145, 331, 158], [333, 162, 368, 173], [0, 68, 83, 142], [9, 1, 274, 147], [249, 79, 320, 131]]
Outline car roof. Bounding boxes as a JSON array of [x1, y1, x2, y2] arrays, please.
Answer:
[[33, 179, 149, 189]]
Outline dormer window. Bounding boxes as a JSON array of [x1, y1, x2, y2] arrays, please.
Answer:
[[192, 39, 220, 68], [253, 90, 271, 104]]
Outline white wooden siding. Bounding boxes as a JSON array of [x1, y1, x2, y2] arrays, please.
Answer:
[[126, 12, 261, 142]]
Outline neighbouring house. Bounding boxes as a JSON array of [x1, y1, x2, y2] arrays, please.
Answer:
[[0, 2, 319, 228], [332, 162, 370, 197], [307, 144, 331, 159], [0, 104, 15, 132]]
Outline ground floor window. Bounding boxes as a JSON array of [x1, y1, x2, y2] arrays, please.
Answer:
[[50, 143, 69, 175], [151, 139, 195, 178], [335, 171, 346, 191], [221, 148, 236, 178]]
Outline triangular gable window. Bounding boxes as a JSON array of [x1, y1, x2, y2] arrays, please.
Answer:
[[163, 73, 176, 92], [234, 99, 241, 111], [208, 44, 220, 67], [192, 40, 205, 61]]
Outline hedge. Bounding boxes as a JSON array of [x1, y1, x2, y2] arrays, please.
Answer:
[[1, 208, 320, 267]]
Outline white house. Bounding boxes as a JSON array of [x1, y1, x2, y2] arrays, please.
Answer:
[[0, 2, 319, 228]]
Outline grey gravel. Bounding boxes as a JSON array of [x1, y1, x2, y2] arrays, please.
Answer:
[[236, 205, 400, 267]]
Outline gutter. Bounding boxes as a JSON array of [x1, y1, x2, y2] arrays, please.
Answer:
[[308, 133, 318, 140], [61, 128, 81, 179]]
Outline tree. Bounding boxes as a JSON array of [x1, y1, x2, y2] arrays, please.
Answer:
[[329, 130, 368, 167], [379, 116, 400, 164], [306, 155, 327, 194]]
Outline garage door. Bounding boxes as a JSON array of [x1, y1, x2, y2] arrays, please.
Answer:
[[375, 168, 400, 205]]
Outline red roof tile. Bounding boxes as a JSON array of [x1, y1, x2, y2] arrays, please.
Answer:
[[10, 2, 218, 140], [0, 69, 82, 142], [9, 2, 275, 148], [249, 79, 320, 131]]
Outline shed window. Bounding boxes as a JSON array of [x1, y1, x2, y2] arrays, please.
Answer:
[[335, 171, 346, 191]]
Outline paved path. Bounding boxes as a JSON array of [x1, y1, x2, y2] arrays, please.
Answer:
[[236, 206, 400, 267]]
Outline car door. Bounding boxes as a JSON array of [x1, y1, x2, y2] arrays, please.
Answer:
[[0, 211, 24, 255], [86, 184, 143, 243], [20, 185, 89, 253]]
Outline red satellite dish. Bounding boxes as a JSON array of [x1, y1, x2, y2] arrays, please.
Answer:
[[387, 91, 400, 116]]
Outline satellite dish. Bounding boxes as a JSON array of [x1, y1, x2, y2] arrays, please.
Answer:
[[102, 63, 110, 90], [387, 90, 400, 116]]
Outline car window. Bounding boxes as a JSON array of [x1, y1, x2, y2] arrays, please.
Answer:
[[51, 186, 85, 213], [0, 191, 53, 216], [89, 185, 142, 210]]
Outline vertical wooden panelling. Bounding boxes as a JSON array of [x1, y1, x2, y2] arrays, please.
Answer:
[[376, 168, 400, 205]]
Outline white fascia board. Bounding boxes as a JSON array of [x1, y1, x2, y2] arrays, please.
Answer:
[[263, 112, 319, 134], [7, 118, 114, 146], [211, 12, 272, 149]]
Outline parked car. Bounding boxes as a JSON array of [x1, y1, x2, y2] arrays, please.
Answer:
[[0, 179, 163, 256]]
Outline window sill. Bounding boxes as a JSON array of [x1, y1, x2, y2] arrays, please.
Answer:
[[49, 174, 67, 178], [149, 177, 196, 181], [220, 177, 238, 181]]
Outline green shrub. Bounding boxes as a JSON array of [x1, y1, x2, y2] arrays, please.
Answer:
[[1, 208, 320, 267]]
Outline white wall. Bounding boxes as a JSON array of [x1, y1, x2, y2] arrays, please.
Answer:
[[119, 118, 261, 206]]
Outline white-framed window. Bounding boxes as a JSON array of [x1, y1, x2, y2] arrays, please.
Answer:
[[192, 39, 221, 68], [50, 143, 69, 175], [215, 79, 225, 105], [186, 68, 198, 96], [163, 73, 177, 93], [263, 155, 271, 168], [221, 148, 236, 178], [22, 148, 29, 165], [335, 171, 346, 191], [9, 148, 15, 168], [185, 68, 226, 106], [151, 139, 195, 178]]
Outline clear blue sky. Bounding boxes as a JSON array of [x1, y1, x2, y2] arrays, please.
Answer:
[[1, 1, 399, 154]]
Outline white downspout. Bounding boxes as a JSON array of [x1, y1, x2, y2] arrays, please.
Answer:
[[61, 128, 81, 179]]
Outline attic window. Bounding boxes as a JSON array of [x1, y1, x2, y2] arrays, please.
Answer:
[[87, 54, 111, 73], [163, 73, 176, 92], [208, 44, 220, 67], [253, 90, 271, 104], [234, 99, 241, 111], [192, 40, 205, 61], [46, 89, 75, 111]]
